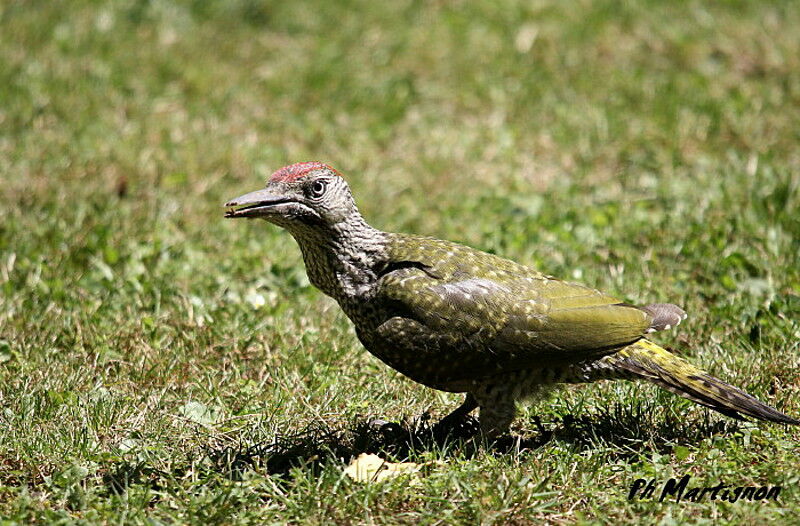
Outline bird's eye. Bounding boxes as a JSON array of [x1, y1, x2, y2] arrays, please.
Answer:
[[310, 180, 327, 198]]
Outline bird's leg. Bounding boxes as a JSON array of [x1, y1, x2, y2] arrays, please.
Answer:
[[431, 393, 479, 439], [473, 384, 517, 443], [477, 403, 517, 443]]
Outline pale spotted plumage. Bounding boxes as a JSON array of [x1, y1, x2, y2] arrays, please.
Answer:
[[225, 163, 799, 440]]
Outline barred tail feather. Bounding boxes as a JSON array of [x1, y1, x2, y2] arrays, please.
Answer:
[[608, 340, 799, 425]]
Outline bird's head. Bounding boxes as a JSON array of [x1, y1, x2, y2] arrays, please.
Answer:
[[224, 162, 358, 232]]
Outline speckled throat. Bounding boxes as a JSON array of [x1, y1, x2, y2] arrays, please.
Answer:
[[282, 210, 390, 308]]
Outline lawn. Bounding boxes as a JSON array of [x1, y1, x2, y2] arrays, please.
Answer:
[[1, 0, 799, 523]]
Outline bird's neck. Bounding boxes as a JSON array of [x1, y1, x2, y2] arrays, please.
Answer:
[[287, 213, 389, 300]]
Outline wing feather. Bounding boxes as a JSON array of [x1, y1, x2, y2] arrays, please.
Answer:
[[373, 234, 655, 383]]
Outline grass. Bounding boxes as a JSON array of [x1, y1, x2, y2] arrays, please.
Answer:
[[1, 0, 799, 523]]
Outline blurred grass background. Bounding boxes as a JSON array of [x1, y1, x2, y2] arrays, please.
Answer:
[[1, 0, 799, 523]]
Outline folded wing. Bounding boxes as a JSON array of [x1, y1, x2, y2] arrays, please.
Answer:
[[375, 235, 658, 384]]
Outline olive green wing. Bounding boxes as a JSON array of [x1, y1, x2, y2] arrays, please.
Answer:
[[374, 235, 655, 383]]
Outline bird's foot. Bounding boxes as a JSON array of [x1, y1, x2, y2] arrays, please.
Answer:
[[476, 417, 552, 453], [365, 414, 477, 454], [430, 412, 480, 443]]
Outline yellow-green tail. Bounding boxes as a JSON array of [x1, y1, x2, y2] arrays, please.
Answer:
[[607, 340, 799, 425]]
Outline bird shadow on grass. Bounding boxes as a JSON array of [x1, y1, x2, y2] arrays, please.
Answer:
[[101, 404, 741, 495], [101, 413, 499, 494], [202, 414, 488, 480], [210, 403, 741, 476]]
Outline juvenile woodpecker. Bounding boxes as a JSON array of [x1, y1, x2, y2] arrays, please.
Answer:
[[224, 162, 798, 439]]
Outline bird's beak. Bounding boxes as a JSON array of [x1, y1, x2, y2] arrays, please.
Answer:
[[224, 188, 294, 218]]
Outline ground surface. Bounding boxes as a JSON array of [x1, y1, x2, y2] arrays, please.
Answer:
[[1, 0, 799, 524]]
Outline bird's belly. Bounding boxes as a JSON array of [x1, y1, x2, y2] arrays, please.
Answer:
[[340, 299, 509, 392], [352, 325, 467, 392], [355, 325, 584, 396]]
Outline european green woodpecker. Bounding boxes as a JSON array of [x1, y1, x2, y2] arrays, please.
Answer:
[[224, 162, 798, 440]]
